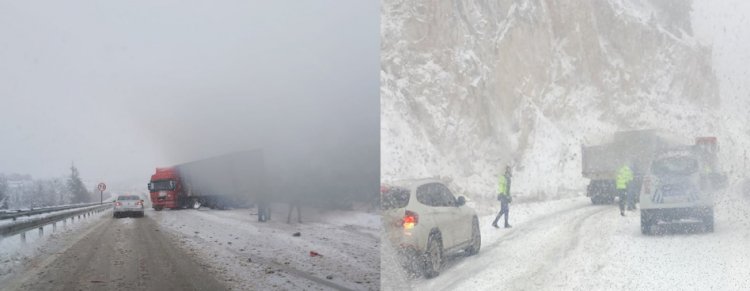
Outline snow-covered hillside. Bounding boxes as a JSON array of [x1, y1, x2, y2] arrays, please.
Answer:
[[381, 0, 749, 200]]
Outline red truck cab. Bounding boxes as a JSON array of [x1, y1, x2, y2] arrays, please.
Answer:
[[148, 167, 181, 210]]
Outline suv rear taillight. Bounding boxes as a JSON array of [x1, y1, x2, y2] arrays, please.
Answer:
[[114, 202, 122, 207], [136, 200, 143, 206], [403, 210, 418, 230]]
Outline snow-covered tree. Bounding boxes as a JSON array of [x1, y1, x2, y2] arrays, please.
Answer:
[[67, 165, 90, 203]]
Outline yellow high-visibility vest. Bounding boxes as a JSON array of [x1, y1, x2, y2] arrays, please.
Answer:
[[616, 165, 633, 190], [498, 175, 509, 195]]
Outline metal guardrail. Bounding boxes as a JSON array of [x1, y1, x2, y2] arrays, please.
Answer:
[[0, 202, 104, 221], [0, 203, 112, 239]]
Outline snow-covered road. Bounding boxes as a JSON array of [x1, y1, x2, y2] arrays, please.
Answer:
[[384, 180, 750, 290], [151, 206, 381, 291]]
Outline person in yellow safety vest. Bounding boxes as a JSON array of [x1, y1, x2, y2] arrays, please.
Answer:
[[616, 164, 633, 216], [492, 166, 513, 228]]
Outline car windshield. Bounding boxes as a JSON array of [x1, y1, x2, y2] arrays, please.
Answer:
[[381, 187, 410, 210], [150, 180, 175, 191], [652, 156, 698, 176]]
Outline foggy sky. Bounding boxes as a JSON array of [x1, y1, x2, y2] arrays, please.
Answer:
[[0, 1, 380, 191], [692, 0, 750, 109]]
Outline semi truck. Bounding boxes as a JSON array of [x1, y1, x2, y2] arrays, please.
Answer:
[[148, 146, 379, 212], [148, 150, 267, 211]]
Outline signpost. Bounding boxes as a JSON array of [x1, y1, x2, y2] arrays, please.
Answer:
[[97, 183, 106, 204]]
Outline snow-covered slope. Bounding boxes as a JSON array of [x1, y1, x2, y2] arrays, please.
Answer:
[[381, 0, 749, 200]]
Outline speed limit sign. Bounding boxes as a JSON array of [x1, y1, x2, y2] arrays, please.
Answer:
[[97, 182, 106, 192]]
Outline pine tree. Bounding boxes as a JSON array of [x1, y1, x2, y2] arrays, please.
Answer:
[[67, 165, 90, 203], [0, 174, 8, 209]]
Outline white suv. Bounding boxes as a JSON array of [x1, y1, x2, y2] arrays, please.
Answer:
[[381, 178, 480, 278]]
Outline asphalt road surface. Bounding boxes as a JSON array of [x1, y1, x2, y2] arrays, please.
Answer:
[[2, 214, 228, 291]]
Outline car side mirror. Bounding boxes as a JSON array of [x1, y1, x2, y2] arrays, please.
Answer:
[[456, 196, 466, 206]]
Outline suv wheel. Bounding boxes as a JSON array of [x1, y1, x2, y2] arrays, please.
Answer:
[[466, 217, 481, 256], [423, 233, 442, 278]]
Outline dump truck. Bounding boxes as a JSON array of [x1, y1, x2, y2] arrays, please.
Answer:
[[148, 150, 267, 210], [581, 130, 687, 204]]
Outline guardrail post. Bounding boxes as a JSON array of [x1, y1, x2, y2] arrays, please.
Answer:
[[38, 227, 43, 237], [53, 222, 57, 232], [20, 232, 26, 243]]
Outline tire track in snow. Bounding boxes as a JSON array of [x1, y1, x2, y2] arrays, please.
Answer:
[[431, 203, 611, 291], [506, 205, 612, 290]]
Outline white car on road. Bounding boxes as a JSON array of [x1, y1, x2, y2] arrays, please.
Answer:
[[382, 178, 480, 278], [114, 195, 145, 218]]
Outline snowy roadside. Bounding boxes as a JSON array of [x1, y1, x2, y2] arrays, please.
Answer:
[[150, 205, 380, 291], [385, 178, 750, 290], [0, 208, 112, 284]]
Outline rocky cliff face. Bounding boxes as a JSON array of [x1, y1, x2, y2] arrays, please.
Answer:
[[381, 0, 738, 200]]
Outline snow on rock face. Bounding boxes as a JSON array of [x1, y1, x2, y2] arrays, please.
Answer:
[[381, 0, 749, 200]]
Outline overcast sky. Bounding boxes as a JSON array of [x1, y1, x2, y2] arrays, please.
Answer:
[[0, 1, 380, 190]]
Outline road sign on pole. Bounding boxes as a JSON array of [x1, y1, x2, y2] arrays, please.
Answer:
[[97, 183, 106, 204]]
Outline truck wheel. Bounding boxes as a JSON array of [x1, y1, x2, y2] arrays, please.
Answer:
[[704, 209, 714, 233], [465, 217, 481, 256], [423, 233, 442, 279], [640, 211, 651, 235], [154, 206, 163, 211]]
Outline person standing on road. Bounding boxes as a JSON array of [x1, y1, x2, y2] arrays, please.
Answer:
[[287, 197, 302, 224], [257, 195, 271, 222], [616, 164, 633, 216], [492, 166, 513, 228]]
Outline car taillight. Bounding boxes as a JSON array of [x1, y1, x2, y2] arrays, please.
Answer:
[[136, 200, 143, 206], [114, 202, 122, 207], [403, 210, 418, 230]]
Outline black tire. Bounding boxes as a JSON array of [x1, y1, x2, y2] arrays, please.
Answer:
[[113, 212, 119, 219], [423, 233, 443, 279], [154, 206, 163, 211], [466, 217, 481, 256], [640, 211, 651, 235], [590, 196, 600, 205], [704, 208, 714, 233]]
